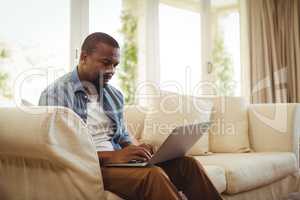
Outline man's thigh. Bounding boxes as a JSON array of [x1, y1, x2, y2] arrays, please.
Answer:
[[101, 166, 168, 199]]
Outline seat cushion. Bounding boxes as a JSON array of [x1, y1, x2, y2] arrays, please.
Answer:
[[202, 165, 226, 193], [195, 152, 298, 194], [106, 191, 123, 200]]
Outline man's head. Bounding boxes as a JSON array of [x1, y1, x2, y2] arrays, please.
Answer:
[[79, 32, 120, 85]]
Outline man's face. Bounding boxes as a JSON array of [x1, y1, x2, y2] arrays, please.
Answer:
[[81, 42, 120, 84]]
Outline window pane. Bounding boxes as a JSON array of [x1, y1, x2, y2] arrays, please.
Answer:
[[211, 5, 241, 96], [0, 0, 70, 105], [159, 3, 201, 95], [218, 11, 241, 96]]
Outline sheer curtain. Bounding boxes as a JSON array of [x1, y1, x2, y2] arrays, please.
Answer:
[[248, 0, 300, 103]]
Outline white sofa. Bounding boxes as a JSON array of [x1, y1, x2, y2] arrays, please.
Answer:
[[1, 96, 300, 200]]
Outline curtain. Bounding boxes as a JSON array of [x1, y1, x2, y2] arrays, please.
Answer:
[[248, 0, 300, 103]]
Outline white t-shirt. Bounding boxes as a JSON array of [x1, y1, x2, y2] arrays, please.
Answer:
[[86, 96, 115, 152]]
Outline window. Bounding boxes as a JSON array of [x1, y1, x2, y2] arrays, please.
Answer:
[[0, 0, 242, 107], [0, 0, 130, 106], [158, 0, 241, 97], [0, 0, 70, 105], [159, 3, 202, 95]]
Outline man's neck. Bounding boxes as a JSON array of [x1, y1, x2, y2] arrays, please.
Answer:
[[77, 64, 89, 82], [77, 64, 106, 95]]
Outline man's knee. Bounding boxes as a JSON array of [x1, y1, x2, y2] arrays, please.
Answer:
[[148, 166, 167, 176], [145, 166, 170, 182]]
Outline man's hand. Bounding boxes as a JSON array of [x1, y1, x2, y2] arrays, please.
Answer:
[[138, 143, 155, 155], [98, 145, 153, 165]]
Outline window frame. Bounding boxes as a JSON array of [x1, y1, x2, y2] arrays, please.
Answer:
[[70, 0, 89, 70]]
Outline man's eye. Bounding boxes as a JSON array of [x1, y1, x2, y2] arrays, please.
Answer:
[[100, 61, 109, 65]]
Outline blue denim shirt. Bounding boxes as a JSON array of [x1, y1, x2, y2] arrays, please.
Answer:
[[39, 67, 132, 150]]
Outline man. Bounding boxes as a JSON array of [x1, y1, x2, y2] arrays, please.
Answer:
[[39, 32, 223, 200]]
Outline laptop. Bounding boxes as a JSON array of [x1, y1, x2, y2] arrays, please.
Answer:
[[104, 122, 211, 167]]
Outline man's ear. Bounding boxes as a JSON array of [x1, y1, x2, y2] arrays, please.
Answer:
[[80, 51, 87, 63]]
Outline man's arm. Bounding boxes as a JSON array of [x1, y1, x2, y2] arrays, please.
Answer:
[[109, 87, 155, 160], [97, 145, 152, 165], [113, 87, 134, 146], [119, 125, 134, 148]]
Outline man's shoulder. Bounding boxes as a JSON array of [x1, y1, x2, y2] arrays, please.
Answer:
[[41, 72, 73, 95]]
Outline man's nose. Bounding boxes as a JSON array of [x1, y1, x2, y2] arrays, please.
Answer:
[[104, 65, 115, 73]]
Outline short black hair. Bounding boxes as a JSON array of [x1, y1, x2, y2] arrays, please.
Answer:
[[81, 32, 119, 54]]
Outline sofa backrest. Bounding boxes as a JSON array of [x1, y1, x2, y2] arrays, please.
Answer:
[[248, 103, 300, 153], [124, 93, 251, 154], [141, 91, 213, 155], [123, 105, 148, 141], [209, 96, 251, 153]]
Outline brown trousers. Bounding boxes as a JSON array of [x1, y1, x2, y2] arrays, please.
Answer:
[[101, 156, 223, 200]]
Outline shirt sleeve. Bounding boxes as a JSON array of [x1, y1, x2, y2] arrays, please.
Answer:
[[116, 90, 133, 145], [120, 121, 133, 145]]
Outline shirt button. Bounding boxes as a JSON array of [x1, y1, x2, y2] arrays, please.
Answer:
[[84, 95, 90, 102]]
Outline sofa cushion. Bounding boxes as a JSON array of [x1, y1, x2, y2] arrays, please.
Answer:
[[248, 104, 298, 153], [106, 191, 123, 200], [209, 97, 251, 153], [124, 105, 148, 141], [145, 92, 252, 153], [195, 152, 298, 194], [202, 165, 226, 193], [142, 90, 213, 155]]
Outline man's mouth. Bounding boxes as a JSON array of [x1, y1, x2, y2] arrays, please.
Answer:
[[103, 73, 113, 82]]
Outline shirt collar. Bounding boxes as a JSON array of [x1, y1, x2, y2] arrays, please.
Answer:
[[71, 66, 86, 93]]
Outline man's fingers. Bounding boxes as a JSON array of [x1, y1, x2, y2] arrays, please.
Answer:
[[139, 144, 154, 155], [141, 148, 152, 158], [139, 145, 153, 157], [129, 146, 152, 159], [136, 149, 151, 160], [133, 149, 151, 160], [146, 144, 155, 154], [140, 148, 152, 159]]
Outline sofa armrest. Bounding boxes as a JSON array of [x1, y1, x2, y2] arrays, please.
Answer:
[[248, 104, 300, 166], [0, 106, 106, 200]]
